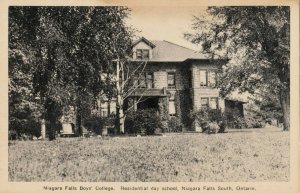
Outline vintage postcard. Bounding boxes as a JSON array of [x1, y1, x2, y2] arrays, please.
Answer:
[[0, 0, 299, 193]]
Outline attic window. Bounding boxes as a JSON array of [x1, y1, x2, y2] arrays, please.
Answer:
[[136, 49, 149, 60]]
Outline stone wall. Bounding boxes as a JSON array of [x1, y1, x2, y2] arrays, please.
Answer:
[[144, 62, 190, 90], [190, 61, 225, 111]]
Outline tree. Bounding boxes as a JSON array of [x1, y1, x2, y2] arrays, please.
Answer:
[[9, 6, 135, 139], [185, 6, 290, 130], [9, 7, 43, 138], [115, 59, 148, 133], [247, 91, 283, 126]]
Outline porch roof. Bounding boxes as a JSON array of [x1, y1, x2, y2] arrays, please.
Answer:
[[130, 88, 168, 97]]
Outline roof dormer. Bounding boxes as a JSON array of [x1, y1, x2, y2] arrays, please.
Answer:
[[132, 37, 156, 60]]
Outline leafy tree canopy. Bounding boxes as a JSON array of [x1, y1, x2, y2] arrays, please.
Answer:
[[185, 6, 290, 130]]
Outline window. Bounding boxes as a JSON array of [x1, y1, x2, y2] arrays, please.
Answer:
[[139, 75, 146, 88], [146, 72, 154, 88], [136, 49, 149, 60], [101, 110, 108, 117], [200, 70, 207, 86], [210, 97, 219, 109], [167, 73, 176, 89], [133, 75, 139, 87], [200, 70, 218, 87], [208, 71, 217, 87], [136, 49, 142, 59], [143, 50, 149, 59], [136, 73, 154, 88], [169, 100, 176, 116], [201, 98, 209, 109]]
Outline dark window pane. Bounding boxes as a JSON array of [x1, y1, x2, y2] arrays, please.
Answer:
[[200, 70, 207, 86], [146, 73, 153, 88], [201, 98, 209, 109], [136, 49, 142, 59], [139, 75, 146, 88], [143, 50, 149, 59], [167, 73, 175, 89], [136, 49, 149, 60]]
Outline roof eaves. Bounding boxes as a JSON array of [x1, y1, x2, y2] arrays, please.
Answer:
[[163, 40, 198, 52], [132, 37, 156, 48]]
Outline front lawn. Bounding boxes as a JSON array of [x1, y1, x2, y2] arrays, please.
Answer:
[[8, 131, 289, 181]]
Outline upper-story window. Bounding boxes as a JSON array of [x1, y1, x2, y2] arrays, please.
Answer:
[[167, 73, 176, 89], [208, 71, 217, 87], [135, 72, 154, 88], [136, 49, 149, 60], [200, 70, 218, 87], [200, 70, 207, 86], [139, 74, 147, 88], [146, 72, 154, 88]]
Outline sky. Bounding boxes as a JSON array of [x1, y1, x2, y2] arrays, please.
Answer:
[[126, 6, 208, 51]]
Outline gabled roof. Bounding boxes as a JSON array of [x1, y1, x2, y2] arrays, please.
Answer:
[[132, 37, 156, 48], [132, 37, 209, 62]]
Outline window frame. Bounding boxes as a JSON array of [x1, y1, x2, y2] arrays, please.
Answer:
[[200, 70, 208, 87], [200, 97, 209, 110], [210, 97, 219, 109], [146, 72, 154, 88], [200, 70, 219, 87], [136, 49, 150, 60], [139, 74, 147, 88], [167, 72, 176, 89], [208, 71, 217, 87], [101, 110, 108, 117]]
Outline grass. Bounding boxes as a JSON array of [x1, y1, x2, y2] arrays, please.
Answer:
[[8, 131, 289, 182]]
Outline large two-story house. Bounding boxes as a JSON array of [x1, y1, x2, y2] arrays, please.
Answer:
[[99, 37, 245, 131]]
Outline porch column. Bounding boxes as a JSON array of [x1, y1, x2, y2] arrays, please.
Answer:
[[133, 97, 137, 111], [219, 98, 225, 112], [41, 119, 46, 139]]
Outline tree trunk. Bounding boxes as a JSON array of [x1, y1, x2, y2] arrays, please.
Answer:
[[116, 60, 124, 134], [45, 98, 57, 141], [279, 89, 290, 131], [75, 100, 83, 136], [119, 108, 124, 134], [48, 112, 56, 140], [116, 102, 124, 134]]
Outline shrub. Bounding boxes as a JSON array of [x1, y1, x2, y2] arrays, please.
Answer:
[[245, 117, 266, 128], [190, 108, 227, 133], [167, 117, 183, 132], [9, 118, 41, 140], [225, 107, 265, 129], [125, 109, 161, 135], [83, 115, 115, 135], [228, 116, 247, 129]]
